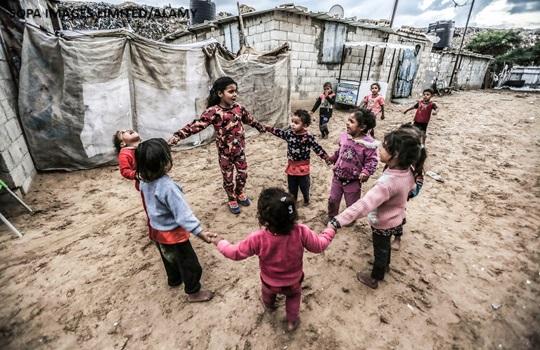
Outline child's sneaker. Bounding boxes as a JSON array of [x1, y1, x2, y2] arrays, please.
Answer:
[[228, 200, 241, 214], [237, 193, 251, 206]]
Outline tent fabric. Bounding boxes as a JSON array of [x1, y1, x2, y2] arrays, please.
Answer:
[[18, 25, 290, 171]]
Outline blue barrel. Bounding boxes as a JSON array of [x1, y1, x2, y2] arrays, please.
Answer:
[[428, 21, 455, 49], [190, 0, 216, 25]]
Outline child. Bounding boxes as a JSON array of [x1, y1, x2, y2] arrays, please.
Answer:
[[168, 76, 266, 215], [327, 109, 379, 219], [113, 130, 184, 288], [403, 88, 438, 135], [113, 129, 141, 188], [362, 82, 385, 121], [136, 138, 214, 302], [329, 126, 427, 289], [209, 188, 336, 331], [265, 109, 330, 206], [361, 82, 385, 138], [311, 82, 336, 139]]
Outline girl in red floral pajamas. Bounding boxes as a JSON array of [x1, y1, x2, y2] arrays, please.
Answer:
[[168, 77, 266, 214]]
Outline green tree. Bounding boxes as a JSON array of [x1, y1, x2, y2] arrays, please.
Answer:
[[466, 30, 523, 56]]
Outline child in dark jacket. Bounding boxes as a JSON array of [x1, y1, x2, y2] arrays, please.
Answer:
[[311, 82, 336, 139], [265, 109, 330, 206]]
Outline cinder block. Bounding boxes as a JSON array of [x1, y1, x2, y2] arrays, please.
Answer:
[[270, 30, 284, 41], [303, 43, 313, 52], [287, 32, 299, 42], [5, 118, 22, 142], [298, 52, 310, 60], [9, 164, 25, 188], [291, 60, 301, 68], [279, 21, 293, 32], [261, 31, 270, 42], [22, 171, 34, 194], [9, 140, 24, 164], [21, 153, 35, 177], [299, 34, 313, 44], [264, 22, 275, 31], [292, 24, 303, 34]]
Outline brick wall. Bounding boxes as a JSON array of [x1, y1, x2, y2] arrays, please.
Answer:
[[0, 43, 35, 194]]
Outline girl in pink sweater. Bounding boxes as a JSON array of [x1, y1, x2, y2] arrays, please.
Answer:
[[210, 187, 336, 331], [329, 126, 426, 289]]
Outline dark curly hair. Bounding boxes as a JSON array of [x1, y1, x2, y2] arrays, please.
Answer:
[[135, 138, 172, 182], [112, 131, 123, 153], [352, 108, 376, 134], [382, 126, 427, 178], [257, 187, 297, 235], [293, 109, 311, 126], [207, 76, 237, 108]]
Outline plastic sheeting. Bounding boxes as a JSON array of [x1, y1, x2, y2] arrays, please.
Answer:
[[18, 26, 290, 171]]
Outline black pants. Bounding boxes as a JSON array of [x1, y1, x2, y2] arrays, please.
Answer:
[[413, 122, 428, 134], [370, 225, 402, 280], [158, 240, 202, 294], [287, 175, 310, 203], [156, 243, 183, 287], [319, 113, 331, 138]]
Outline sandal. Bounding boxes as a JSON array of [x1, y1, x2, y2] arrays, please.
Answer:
[[356, 272, 379, 289], [228, 200, 241, 214], [237, 193, 251, 207]]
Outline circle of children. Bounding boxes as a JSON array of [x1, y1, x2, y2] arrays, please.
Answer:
[[113, 76, 438, 332]]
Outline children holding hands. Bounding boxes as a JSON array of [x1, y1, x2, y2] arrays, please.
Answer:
[[265, 109, 330, 206]]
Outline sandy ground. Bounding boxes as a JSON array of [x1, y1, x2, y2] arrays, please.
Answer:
[[0, 90, 539, 349]]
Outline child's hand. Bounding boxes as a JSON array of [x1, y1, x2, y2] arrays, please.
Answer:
[[168, 135, 180, 145], [403, 110, 408, 115], [381, 114, 385, 120], [325, 158, 333, 166], [359, 173, 369, 182], [199, 231, 214, 244], [211, 234, 224, 246]]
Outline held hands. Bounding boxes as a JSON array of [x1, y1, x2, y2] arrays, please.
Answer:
[[168, 135, 180, 145], [359, 173, 370, 183], [202, 231, 223, 245], [198, 231, 216, 244]]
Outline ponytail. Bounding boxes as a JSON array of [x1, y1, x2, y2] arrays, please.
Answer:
[[413, 144, 427, 178], [207, 76, 237, 108]]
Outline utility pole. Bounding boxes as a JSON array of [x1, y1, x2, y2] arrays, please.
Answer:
[[390, 0, 399, 28], [449, 0, 475, 88]]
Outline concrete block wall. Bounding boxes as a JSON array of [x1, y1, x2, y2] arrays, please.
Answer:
[[0, 45, 36, 194], [422, 51, 491, 91]]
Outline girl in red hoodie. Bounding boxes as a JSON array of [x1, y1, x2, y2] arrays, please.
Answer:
[[209, 188, 337, 331]]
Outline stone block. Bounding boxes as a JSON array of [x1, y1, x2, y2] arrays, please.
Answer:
[[287, 32, 299, 42], [264, 21, 275, 31], [9, 164, 24, 188], [5, 118, 22, 142], [299, 33, 313, 44], [261, 31, 270, 42], [291, 60, 301, 68], [270, 30, 287, 41], [292, 24, 304, 34], [279, 21, 293, 32], [303, 43, 313, 52], [9, 139, 24, 164], [22, 171, 34, 194], [21, 153, 35, 177]]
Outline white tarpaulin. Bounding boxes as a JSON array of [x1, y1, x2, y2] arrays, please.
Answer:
[[18, 26, 290, 171]]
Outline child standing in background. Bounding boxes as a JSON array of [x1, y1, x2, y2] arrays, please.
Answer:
[[361, 82, 385, 137], [137, 138, 214, 302], [210, 188, 336, 331], [330, 126, 427, 289], [168, 77, 266, 215], [403, 88, 438, 135], [311, 82, 336, 139], [327, 109, 379, 219], [265, 109, 330, 206]]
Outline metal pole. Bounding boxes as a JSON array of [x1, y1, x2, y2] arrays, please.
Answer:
[[390, 0, 399, 28], [387, 48, 397, 83], [449, 0, 475, 88], [0, 212, 23, 238], [338, 44, 346, 84], [356, 45, 368, 106], [366, 46, 375, 81]]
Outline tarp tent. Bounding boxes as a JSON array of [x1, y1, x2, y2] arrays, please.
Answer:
[[18, 25, 290, 171]]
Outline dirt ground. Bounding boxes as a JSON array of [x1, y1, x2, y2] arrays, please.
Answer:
[[0, 90, 539, 349]]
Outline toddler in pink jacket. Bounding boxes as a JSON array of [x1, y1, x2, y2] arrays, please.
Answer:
[[210, 187, 336, 331], [329, 125, 427, 289]]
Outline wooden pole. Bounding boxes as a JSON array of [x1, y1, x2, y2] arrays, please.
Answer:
[[237, 2, 247, 52]]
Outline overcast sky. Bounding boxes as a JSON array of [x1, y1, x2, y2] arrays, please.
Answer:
[[71, 0, 540, 28]]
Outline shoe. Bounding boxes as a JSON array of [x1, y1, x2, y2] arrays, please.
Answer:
[[356, 272, 379, 289], [228, 200, 241, 214], [237, 193, 251, 206], [187, 289, 214, 303]]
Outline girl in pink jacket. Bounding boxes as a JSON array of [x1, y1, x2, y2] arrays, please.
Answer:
[[329, 126, 427, 289], [210, 187, 336, 331]]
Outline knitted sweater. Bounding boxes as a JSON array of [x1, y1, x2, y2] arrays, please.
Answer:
[[217, 224, 335, 287], [329, 132, 379, 180], [335, 168, 416, 229]]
